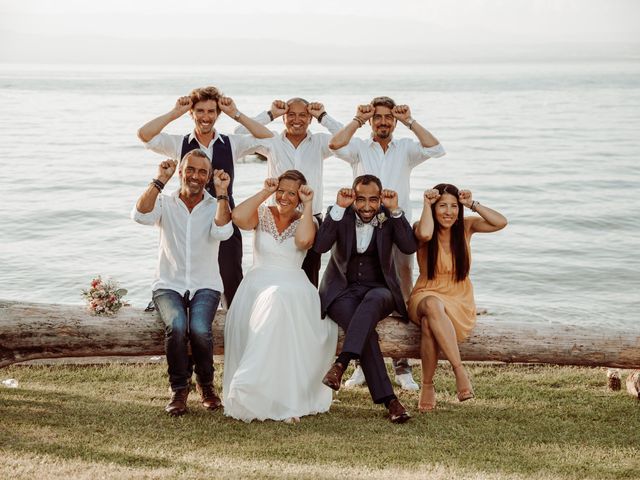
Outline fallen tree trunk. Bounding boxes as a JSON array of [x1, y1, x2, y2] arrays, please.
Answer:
[[1, 300, 639, 369]]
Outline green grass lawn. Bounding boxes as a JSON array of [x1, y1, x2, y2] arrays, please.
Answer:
[[0, 362, 638, 479]]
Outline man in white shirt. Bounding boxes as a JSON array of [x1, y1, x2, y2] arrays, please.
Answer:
[[329, 96, 446, 390], [138, 86, 274, 307], [234, 98, 343, 286], [132, 150, 233, 416]]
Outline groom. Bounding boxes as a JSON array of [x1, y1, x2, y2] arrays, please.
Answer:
[[313, 175, 417, 423]]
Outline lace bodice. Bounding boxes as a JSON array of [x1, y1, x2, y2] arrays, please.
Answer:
[[253, 205, 306, 269]]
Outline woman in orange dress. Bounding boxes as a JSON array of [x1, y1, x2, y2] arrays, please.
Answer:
[[408, 184, 507, 412]]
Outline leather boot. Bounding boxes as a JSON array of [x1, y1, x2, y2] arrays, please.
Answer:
[[197, 383, 222, 411], [165, 388, 189, 416]]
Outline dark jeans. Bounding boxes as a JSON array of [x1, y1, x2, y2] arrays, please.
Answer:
[[152, 288, 221, 392], [327, 283, 396, 404]]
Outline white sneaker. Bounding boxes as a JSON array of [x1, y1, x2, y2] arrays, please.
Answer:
[[395, 372, 419, 391], [344, 365, 366, 388]]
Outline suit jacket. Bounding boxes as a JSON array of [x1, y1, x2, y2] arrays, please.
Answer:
[[313, 205, 417, 321]]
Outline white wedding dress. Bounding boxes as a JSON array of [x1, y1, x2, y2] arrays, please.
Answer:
[[223, 205, 338, 422]]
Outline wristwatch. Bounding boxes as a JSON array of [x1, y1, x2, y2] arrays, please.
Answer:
[[390, 208, 404, 218], [233, 110, 242, 121]]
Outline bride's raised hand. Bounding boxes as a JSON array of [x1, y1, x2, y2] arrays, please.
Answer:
[[262, 178, 279, 195], [298, 185, 314, 205]]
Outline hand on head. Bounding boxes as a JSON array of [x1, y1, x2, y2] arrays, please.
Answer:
[[263, 177, 279, 194], [424, 189, 441, 205], [298, 184, 314, 205], [218, 96, 238, 117], [173, 96, 192, 116], [381, 189, 399, 210], [356, 104, 375, 122], [392, 104, 412, 123], [270, 100, 287, 119], [307, 102, 325, 119], [458, 189, 473, 208], [336, 188, 355, 208], [157, 159, 177, 183]]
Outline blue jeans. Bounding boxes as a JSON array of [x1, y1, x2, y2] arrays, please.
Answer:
[[152, 288, 221, 392]]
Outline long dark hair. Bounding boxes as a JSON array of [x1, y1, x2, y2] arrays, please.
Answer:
[[426, 183, 469, 282]]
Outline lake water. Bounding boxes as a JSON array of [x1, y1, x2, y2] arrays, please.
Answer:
[[1, 62, 638, 329]]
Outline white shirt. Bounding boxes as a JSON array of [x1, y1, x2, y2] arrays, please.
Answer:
[[332, 136, 446, 220], [234, 112, 343, 215], [329, 204, 374, 253], [131, 189, 234, 298], [145, 130, 265, 164]]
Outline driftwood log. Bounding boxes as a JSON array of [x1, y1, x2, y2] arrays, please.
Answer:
[[1, 299, 639, 369]]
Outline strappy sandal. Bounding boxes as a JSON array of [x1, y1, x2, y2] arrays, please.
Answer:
[[418, 382, 436, 412]]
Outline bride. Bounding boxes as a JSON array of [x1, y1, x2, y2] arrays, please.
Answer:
[[223, 170, 338, 422]]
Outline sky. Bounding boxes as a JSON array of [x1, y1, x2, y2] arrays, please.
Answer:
[[1, 0, 639, 64]]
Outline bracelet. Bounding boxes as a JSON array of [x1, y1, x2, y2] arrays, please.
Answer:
[[232, 110, 242, 121], [352, 116, 365, 128], [150, 178, 165, 192], [216, 195, 229, 201], [317, 111, 327, 123], [407, 119, 416, 130], [471, 200, 479, 212], [267, 110, 274, 121]]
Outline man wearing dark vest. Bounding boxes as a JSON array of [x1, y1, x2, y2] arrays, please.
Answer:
[[313, 175, 417, 423], [138, 86, 273, 307]]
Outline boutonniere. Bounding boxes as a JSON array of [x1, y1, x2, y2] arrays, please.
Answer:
[[375, 212, 387, 228]]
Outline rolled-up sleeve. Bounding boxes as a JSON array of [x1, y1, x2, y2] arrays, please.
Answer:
[[144, 132, 182, 160], [407, 140, 446, 168], [210, 219, 234, 241], [131, 196, 162, 226]]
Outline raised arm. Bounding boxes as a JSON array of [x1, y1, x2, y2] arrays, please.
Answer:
[[137, 97, 192, 143], [459, 189, 508, 234], [313, 188, 355, 253], [381, 189, 417, 254], [307, 102, 343, 135], [414, 189, 441, 242], [135, 159, 176, 214], [218, 96, 274, 139], [392, 104, 440, 148], [328, 104, 374, 150], [212, 169, 232, 227], [294, 185, 317, 250], [231, 178, 278, 230]]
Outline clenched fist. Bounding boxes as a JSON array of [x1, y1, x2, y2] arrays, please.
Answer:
[[423, 189, 441, 205], [458, 189, 473, 208], [307, 102, 325, 119], [212, 169, 230, 196], [336, 188, 355, 208], [263, 177, 279, 195], [173, 96, 192, 116], [298, 184, 314, 205], [381, 189, 399, 210], [270, 100, 287, 119], [156, 159, 177, 183]]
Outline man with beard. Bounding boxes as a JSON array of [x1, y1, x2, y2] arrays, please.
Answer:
[[138, 86, 273, 307], [234, 98, 343, 286], [132, 151, 232, 416], [329, 96, 446, 391], [314, 176, 417, 423]]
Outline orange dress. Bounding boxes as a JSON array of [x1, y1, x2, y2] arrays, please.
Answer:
[[407, 236, 476, 342]]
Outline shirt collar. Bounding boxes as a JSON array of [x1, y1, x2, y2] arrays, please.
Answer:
[[188, 130, 224, 149], [366, 134, 396, 148], [281, 130, 310, 145], [170, 188, 214, 204]]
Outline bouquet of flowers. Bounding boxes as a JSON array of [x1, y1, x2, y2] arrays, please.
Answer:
[[81, 276, 128, 316]]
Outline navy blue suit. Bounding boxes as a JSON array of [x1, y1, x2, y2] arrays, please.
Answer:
[[314, 206, 417, 403]]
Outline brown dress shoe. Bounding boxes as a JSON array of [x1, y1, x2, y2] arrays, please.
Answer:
[[387, 398, 411, 424], [197, 383, 222, 411], [165, 388, 189, 416], [322, 362, 346, 391]]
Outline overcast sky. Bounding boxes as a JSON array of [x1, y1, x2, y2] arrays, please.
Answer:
[[1, 0, 639, 64]]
